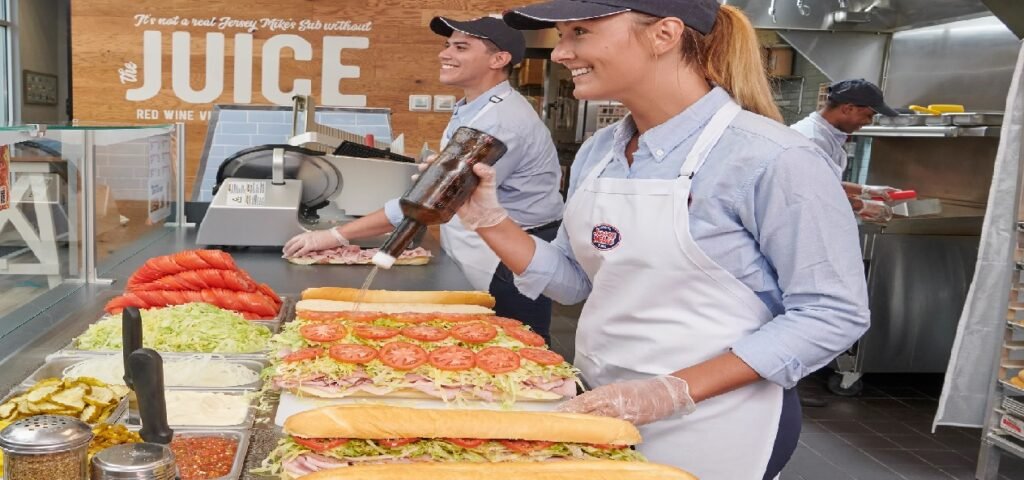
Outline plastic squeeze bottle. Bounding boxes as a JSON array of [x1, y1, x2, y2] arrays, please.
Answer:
[[372, 127, 507, 268]]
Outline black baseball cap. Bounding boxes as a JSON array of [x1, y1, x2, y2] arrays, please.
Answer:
[[430, 16, 527, 66], [503, 0, 720, 34], [828, 79, 899, 117]]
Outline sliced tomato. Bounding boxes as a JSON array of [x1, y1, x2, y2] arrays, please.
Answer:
[[379, 342, 428, 370], [378, 438, 418, 448], [340, 311, 386, 322], [296, 311, 345, 322], [589, 443, 623, 450], [518, 348, 564, 366], [446, 438, 486, 449], [293, 437, 350, 452], [392, 313, 436, 324], [475, 347, 521, 374], [428, 346, 475, 371], [440, 313, 485, 323], [282, 347, 323, 363], [353, 325, 400, 340], [484, 316, 523, 328], [450, 322, 498, 344], [498, 440, 554, 453], [300, 323, 347, 343], [401, 325, 449, 342], [503, 326, 547, 347], [328, 344, 378, 364]]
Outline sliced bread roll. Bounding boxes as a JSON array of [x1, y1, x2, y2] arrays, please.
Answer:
[[301, 287, 495, 308], [295, 299, 494, 315], [299, 460, 698, 480], [284, 405, 642, 446]]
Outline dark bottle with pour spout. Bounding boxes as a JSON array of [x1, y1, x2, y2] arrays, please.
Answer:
[[372, 127, 507, 268]]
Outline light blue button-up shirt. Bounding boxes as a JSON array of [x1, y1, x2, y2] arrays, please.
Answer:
[[385, 81, 564, 228], [790, 111, 848, 178], [515, 88, 870, 389]]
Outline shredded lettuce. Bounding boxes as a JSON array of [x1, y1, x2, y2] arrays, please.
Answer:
[[74, 303, 270, 353], [258, 437, 647, 477]]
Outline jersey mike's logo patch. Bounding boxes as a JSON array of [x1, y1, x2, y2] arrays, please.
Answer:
[[591, 224, 621, 251]]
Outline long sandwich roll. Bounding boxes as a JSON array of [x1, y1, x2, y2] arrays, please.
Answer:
[[301, 287, 496, 308], [296, 299, 495, 316], [261, 405, 649, 479], [300, 460, 699, 480], [284, 405, 641, 445]]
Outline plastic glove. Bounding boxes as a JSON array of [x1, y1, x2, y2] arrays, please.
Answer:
[[557, 376, 696, 426], [860, 184, 899, 201], [282, 228, 348, 258], [856, 199, 894, 223], [457, 163, 508, 231]]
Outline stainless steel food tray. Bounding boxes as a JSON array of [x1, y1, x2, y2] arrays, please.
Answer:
[[124, 390, 256, 430], [21, 355, 268, 392], [875, 114, 928, 126], [171, 428, 252, 480], [0, 383, 129, 426], [924, 114, 954, 126], [52, 342, 272, 362], [951, 112, 1004, 126]]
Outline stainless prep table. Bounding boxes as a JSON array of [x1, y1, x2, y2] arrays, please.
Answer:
[[0, 228, 473, 479]]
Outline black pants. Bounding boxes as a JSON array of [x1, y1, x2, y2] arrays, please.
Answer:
[[763, 387, 802, 479], [487, 220, 561, 344]]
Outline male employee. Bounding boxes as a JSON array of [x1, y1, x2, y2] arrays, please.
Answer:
[[791, 79, 903, 222], [283, 16, 564, 342]]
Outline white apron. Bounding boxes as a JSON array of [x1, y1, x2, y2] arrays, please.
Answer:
[[439, 90, 512, 291], [566, 100, 784, 479]]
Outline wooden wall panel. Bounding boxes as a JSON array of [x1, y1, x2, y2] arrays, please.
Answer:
[[71, 0, 522, 194]]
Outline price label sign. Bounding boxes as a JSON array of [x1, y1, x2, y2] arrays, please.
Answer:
[[0, 145, 10, 212]]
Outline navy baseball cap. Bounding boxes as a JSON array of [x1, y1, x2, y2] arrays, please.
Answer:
[[503, 0, 720, 34], [828, 79, 899, 117], [430, 16, 527, 66]]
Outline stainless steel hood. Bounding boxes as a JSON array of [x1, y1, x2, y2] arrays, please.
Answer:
[[981, 0, 1024, 37], [725, 0, 991, 33]]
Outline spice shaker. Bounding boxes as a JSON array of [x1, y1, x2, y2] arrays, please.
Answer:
[[90, 443, 176, 480], [0, 415, 93, 480]]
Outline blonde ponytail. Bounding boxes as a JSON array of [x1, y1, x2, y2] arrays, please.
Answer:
[[697, 6, 782, 122]]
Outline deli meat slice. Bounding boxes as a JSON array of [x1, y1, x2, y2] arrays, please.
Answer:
[[287, 246, 432, 265]]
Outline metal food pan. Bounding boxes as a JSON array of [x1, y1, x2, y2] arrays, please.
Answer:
[[22, 355, 268, 392], [0, 383, 129, 426], [124, 390, 257, 430], [924, 115, 954, 126], [53, 343, 272, 362], [876, 114, 928, 126], [951, 112, 1004, 126], [170, 428, 252, 480]]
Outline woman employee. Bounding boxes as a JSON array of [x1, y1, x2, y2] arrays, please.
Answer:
[[452, 1, 870, 478]]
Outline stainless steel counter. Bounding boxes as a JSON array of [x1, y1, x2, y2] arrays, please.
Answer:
[[0, 227, 471, 395]]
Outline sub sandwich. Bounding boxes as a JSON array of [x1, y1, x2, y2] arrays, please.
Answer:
[[271, 300, 575, 403], [298, 461, 698, 480], [262, 405, 658, 479]]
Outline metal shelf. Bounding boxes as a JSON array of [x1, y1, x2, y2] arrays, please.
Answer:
[[989, 432, 1024, 457], [854, 126, 1001, 138]]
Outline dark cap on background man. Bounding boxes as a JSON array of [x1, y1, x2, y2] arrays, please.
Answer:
[[502, 0, 720, 34], [430, 16, 527, 66], [828, 79, 899, 117]]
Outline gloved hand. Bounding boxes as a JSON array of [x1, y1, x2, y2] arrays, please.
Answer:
[[557, 376, 696, 426], [457, 163, 508, 230], [282, 228, 348, 258], [856, 199, 894, 223], [860, 184, 899, 201]]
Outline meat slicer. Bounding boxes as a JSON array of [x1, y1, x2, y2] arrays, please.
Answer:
[[196, 96, 419, 247]]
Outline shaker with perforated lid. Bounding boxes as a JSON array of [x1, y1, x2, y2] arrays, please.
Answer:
[[0, 415, 93, 480], [91, 443, 176, 480]]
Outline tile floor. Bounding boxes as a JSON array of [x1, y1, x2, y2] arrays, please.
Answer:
[[547, 304, 1024, 480]]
